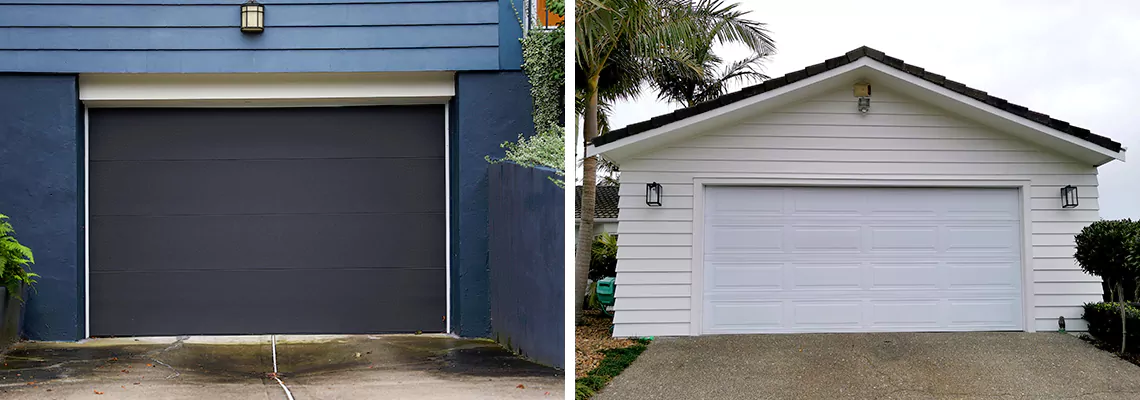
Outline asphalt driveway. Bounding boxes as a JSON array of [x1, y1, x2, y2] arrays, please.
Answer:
[[0, 335, 562, 399], [596, 332, 1140, 400]]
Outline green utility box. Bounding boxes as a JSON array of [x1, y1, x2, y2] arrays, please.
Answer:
[[595, 277, 616, 309]]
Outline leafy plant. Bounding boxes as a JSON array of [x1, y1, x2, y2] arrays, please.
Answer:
[[0, 214, 37, 301], [590, 232, 617, 280], [488, 25, 566, 187], [1074, 219, 1140, 353], [1083, 302, 1140, 353]]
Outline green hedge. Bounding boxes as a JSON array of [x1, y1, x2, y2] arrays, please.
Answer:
[[1083, 302, 1140, 349]]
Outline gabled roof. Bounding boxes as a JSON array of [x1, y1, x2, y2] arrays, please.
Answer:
[[592, 46, 1123, 157], [575, 185, 619, 219]]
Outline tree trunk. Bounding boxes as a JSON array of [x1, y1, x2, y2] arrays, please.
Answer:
[[1120, 282, 1128, 355], [575, 75, 601, 326]]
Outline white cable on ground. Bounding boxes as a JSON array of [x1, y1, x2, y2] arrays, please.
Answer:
[[271, 335, 296, 400]]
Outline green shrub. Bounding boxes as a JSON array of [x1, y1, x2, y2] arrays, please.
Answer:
[[575, 382, 595, 400], [1083, 302, 1140, 350], [590, 232, 617, 280], [1074, 219, 1140, 302], [0, 214, 37, 301]]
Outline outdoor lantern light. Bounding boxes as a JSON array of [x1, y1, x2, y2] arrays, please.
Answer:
[[854, 81, 871, 113], [241, 0, 264, 33], [646, 182, 663, 207], [1061, 185, 1079, 208]]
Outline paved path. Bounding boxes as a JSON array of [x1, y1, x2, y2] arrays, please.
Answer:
[[0, 335, 562, 399], [597, 332, 1140, 399]]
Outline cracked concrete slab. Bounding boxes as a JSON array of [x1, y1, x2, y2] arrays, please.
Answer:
[[0, 334, 563, 399], [595, 332, 1140, 400]]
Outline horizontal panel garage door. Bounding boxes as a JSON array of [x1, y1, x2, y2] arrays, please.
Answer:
[[90, 107, 445, 336], [703, 187, 1023, 334]]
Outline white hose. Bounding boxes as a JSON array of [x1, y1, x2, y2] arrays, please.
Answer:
[[271, 335, 296, 400]]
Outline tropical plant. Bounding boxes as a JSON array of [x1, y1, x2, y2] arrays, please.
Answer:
[[0, 214, 37, 301], [649, 32, 771, 107], [1074, 219, 1140, 354], [574, 0, 775, 324], [590, 232, 618, 280]]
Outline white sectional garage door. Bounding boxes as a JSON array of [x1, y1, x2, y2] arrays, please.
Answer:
[[702, 187, 1023, 334]]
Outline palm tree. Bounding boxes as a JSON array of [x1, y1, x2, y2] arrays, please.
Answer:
[[650, 42, 771, 107], [574, 0, 774, 324]]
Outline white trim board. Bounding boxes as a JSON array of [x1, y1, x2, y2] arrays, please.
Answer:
[[590, 58, 1125, 167], [688, 178, 1036, 335], [81, 76, 455, 338], [79, 72, 455, 107]]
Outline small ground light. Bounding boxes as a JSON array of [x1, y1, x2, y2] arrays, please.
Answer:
[[241, 0, 264, 33], [1061, 185, 1079, 208], [646, 182, 662, 207]]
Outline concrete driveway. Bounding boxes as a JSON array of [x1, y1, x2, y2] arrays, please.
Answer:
[[0, 335, 562, 399], [597, 332, 1140, 400]]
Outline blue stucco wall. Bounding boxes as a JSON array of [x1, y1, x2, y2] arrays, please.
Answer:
[[0, 0, 520, 73], [488, 163, 564, 368], [449, 71, 534, 338], [0, 75, 83, 341]]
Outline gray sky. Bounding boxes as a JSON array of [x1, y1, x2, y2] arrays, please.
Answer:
[[594, 0, 1139, 219]]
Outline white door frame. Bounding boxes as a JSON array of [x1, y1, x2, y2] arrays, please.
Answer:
[[690, 177, 1035, 336], [81, 72, 456, 338]]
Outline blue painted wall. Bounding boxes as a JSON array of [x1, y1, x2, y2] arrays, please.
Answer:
[[0, 0, 523, 73], [0, 75, 83, 341], [488, 163, 564, 368], [448, 71, 534, 338]]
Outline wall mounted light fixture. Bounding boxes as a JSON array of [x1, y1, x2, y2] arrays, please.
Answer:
[[241, 0, 265, 33], [854, 81, 871, 113], [646, 182, 663, 207], [1061, 185, 1079, 208]]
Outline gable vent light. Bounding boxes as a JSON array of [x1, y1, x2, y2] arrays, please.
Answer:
[[854, 81, 871, 113], [646, 182, 663, 207], [1061, 185, 1079, 208], [241, 0, 265, 33]]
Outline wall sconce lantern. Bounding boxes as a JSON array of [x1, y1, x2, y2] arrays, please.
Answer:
[[1061, 185, 1079, 208], [854, 81, 871, 113], [646, 182, 663, 207], [241, 0, 265, 33]]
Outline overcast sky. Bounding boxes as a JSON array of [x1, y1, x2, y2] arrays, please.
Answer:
[[593, 0, 1139, 219]]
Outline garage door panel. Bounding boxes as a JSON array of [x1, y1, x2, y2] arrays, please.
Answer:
[[707, 187, 784, 215], [90, 268, 446, 336], [90, 107, 444, 160], [703, 186, 1023, 333], [870, 262, 938, 289], [92, 213, 444, 272], [708, 262, 782, 291], [92, 158, 444, 216]]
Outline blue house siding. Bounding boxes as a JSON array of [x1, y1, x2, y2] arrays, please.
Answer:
[[448, 71, 534, 337], [0, 75, 84, 341], [0, 0, 519, 73]]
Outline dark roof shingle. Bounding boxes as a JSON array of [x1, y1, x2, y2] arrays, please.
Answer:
[[575, 185, 619, 219], [591, 46, 1122, 153]]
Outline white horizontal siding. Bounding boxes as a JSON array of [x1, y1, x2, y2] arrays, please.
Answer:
[[611, 86, 1102, 337]]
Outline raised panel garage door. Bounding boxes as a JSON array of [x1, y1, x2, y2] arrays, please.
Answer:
[[90, 107, 445, 336], [702, 187, 1023, 334]]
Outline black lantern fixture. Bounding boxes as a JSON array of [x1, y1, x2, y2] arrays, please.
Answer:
[[646, 182, 663, 207], [1061, 185, 1079, 208], [241, 0, 265, 33]]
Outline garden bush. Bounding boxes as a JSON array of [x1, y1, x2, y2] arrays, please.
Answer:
[[0, 214, 37, 301], [590, 232, 617, 280], [1083, 302, 1140, 351]]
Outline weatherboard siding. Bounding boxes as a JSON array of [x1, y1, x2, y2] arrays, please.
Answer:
[[611, 87, 1102, 337], [0, 0, 504, 72]]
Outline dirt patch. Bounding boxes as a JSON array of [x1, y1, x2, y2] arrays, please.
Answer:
[[575, 310, 636, 377], [1078, 333, 1140, 367]]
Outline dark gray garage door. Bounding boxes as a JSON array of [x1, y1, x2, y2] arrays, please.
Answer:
[[89, 106, 445, 336]]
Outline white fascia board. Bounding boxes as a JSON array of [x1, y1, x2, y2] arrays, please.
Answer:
[[589, 60, 869, 162], [79, 72, 455, 107], [858, 60, 1125, 166]]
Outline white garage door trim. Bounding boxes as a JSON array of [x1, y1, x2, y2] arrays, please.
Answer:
[[690, 177, 1035, 336]]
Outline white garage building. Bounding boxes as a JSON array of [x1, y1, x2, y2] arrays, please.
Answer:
[[589, 47, 1126, 337]]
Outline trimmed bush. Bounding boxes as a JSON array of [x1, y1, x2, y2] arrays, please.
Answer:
[[1083, 302, 1140, 350]]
